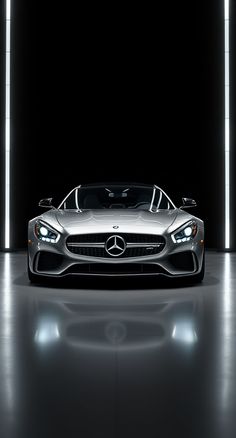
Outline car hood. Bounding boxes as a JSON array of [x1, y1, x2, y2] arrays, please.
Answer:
[[41, 209, 193, 235]]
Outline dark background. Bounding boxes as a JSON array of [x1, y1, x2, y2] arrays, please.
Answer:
[[0, 1, 230, 249]]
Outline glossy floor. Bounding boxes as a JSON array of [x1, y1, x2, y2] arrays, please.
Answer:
[[0, 252, 235, 438]]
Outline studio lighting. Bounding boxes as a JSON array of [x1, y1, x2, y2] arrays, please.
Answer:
[[4, 0, 11, 249], [224, 0, 230, 249]]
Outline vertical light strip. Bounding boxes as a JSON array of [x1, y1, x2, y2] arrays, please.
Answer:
[[225, 0, 230, 249], [5, 0, 11, 249]]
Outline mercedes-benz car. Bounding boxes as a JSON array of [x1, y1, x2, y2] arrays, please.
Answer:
[[28, 183, 205, 282]]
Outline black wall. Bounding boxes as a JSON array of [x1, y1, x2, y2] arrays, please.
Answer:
[[0, 1, 227, 249]]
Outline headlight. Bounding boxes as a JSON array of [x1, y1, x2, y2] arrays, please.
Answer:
[[172, 221, 197, 244], [35, 221, 60, 243]]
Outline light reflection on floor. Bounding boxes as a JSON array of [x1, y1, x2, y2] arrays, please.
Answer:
[[0, 251, 235, 438]]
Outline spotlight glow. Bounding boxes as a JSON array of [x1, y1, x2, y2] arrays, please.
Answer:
[[225, 0, 230, 249], [5, 0, 11, 249], [172, 321, 198, 344], [34, 321, 60, 345]]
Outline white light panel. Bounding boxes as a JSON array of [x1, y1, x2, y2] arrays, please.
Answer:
[[5, 0, 11, 249], [225, 0, 230, 249]]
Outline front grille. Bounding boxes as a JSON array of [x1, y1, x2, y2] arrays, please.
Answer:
[[67, 233, 164, 244], [66, 233, 165, 258], [71, 246, 161, 258]]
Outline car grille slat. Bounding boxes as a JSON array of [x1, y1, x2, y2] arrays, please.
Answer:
[[66, 233, 165, 258]]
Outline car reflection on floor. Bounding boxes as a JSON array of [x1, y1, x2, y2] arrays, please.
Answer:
[[32, 290, 202, 352], [24, 282, 204, 438]]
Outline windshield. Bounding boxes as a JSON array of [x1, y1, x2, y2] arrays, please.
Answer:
[[59, 185, 175, 211]]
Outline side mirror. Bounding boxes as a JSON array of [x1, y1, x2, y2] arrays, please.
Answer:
[[38, 198, 55, 209], [180, 198, 197, 209]]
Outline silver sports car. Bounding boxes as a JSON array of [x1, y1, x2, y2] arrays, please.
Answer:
[[28, 183, 205, 282]]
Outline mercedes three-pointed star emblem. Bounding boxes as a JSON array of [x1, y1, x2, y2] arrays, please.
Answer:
[[105, 235, 126, 257]]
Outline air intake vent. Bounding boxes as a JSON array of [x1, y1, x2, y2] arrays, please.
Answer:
[[36, 252, 63, 272]]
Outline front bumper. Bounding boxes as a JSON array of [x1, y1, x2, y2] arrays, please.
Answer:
[[28, 231, 204, 278]]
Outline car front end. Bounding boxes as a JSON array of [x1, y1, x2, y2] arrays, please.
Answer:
[[28, 205, 204, 280]]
